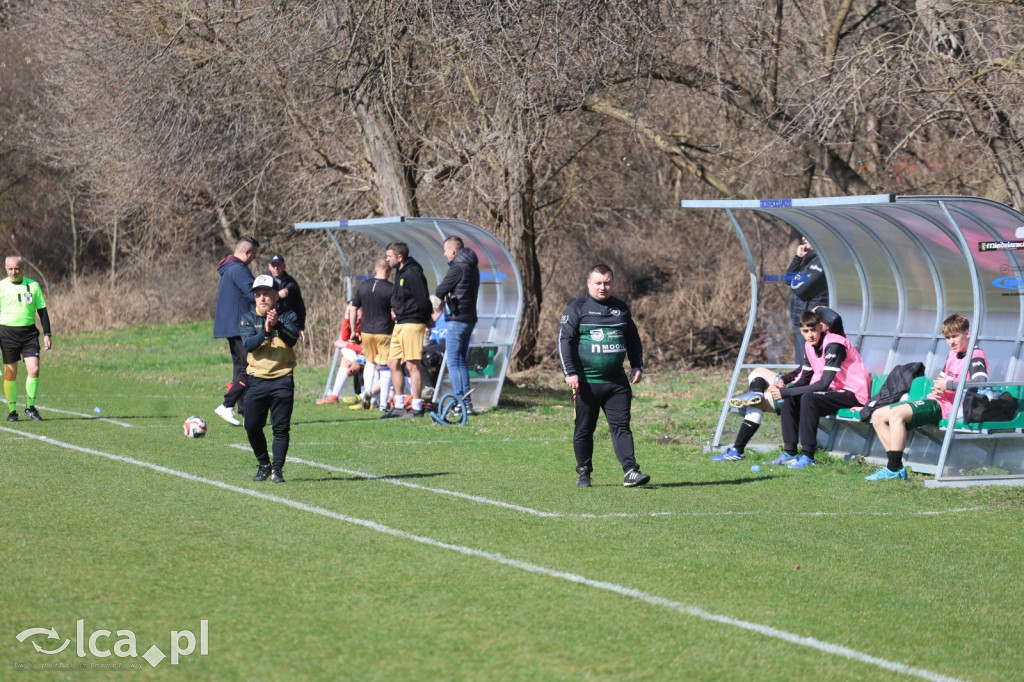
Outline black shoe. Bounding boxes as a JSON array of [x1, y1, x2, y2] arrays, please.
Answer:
[[271, 469, 285, 484], [623, 469, 651, 487], [576, 469, 591, 488], [6, 411, 17, 422], [380, 408, 405, 419], [253, 465, 272, 482], [401, 409, 424, 418], [24, 406, 42, 421]]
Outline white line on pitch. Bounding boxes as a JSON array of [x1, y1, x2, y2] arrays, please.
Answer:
[[228, 445, 985, 520], [4, 427, 966, 682], [1, 399, 132, 427]]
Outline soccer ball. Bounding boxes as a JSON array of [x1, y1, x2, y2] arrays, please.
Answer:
[[183, 416, 207, 438]]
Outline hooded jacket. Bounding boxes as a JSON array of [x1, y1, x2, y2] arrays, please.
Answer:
[[435, 247, 480, 324], [214, 255, 256, 339]]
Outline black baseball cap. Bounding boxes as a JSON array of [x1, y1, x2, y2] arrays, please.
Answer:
[[268, 254, 285, 264]]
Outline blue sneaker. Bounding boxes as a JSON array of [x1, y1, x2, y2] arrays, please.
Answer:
[[787, 455, 815, 469], [865, 467, 907, 481], [729, 391, 763, 409], [711, 447, 744, 461], [764, 453, 798, 466]]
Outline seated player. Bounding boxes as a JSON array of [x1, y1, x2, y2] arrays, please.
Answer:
[[868, 313, 987, 481], [715, 307, 869, 469], [710, 366, 787, 462], [316, 303, 365, 405]]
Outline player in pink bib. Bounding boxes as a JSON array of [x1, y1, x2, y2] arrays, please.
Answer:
[[869, 313, 988, 481]]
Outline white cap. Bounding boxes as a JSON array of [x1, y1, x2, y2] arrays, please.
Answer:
[[252, 274, 275, 291]]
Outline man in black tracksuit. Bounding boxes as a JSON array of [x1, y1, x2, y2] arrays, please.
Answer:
[[558, 264, 650, 488], [382, 241, 432, 418]]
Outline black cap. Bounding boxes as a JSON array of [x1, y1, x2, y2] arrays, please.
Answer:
[[268, 254, 285, 264]]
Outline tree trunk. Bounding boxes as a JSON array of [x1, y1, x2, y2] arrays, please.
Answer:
[[355, 98, 416, 217]]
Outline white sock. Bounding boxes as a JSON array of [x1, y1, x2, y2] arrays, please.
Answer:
[[379, 369, 392, 409], [331, 370, 348, 397], [362, 363, 376, 398], [395, 394, 406, 411], [412, 398, 423, 412]]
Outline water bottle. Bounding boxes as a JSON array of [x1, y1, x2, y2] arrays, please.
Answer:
[[774, 373, 785, 404]]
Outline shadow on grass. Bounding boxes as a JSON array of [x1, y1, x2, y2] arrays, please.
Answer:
[[650, 475, 781, 488], [299, 471, 452, 483]]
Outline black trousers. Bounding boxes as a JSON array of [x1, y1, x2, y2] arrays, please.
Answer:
[[573, 380, 637, 474], [779, 389, 860, 457], [223, 336, 248, 412], [244, 374, 295, 471]]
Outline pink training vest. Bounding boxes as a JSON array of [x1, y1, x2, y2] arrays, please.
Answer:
[[804, 331, 871, 405], [935, 348, 988, 418]]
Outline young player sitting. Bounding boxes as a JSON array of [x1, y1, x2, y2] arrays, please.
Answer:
[[711, 367, 787, 462], [868, 313, 987, 481]]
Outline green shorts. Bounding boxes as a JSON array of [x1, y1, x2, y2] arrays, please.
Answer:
[[890, 398, 942, 430]]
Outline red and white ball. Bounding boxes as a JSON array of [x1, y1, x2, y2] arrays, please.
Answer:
[[183, 416, 208, 438]]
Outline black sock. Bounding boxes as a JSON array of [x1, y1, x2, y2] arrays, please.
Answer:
[[734, 419, 761, 453], [749, 377, 769, 393], [886, 451, 904, 472]]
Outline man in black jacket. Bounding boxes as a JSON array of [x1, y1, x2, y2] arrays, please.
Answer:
[[382, 241, 432, 418], [267, 254, 306, 342], [435, 236, 481, 413], [787, 237, 829, 364]]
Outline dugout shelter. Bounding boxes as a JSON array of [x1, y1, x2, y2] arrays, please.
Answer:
[[294, 217, 523, 411], [681, 194, 1024, 487]]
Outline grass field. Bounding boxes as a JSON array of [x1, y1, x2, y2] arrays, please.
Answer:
[[3, 321, 1023, 680]]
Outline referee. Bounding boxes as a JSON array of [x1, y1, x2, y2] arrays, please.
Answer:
[[0, 256, 51, 421], [558, 264, 650, 488]]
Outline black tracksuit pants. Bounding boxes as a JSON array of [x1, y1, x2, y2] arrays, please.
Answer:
[[779, 389, 860, 458], [244, 374, 295, 471], [223, 336, 248, 412], [573, 380, 638, 474]]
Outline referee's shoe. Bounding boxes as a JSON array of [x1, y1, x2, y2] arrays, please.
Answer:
[[6, 410, 17, 422], [24, 406, 42, 421]]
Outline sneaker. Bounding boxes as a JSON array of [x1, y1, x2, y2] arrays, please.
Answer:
[[463, 402, 477, 416], [349, 402, 366, 410], [764, 453, 798, 466], [576, 470, 591, 488], [316, 395, 339, 405], [361, 393, 372, 410], [401, 409, 424, 418], [711, 446, 744, 461], [253, 465, 272, 482], [271, 469, 285, 484], [214, 404, 241, 426], [380, 408, 405, 419], [865, 466, 907, 481], [342, 396, 360, 405], [623, 469, 651, 487], [24, 406, 42, 421], [729, 391, 763, 409], [6, 410, 17, 422], [787, 455, 815, 469]]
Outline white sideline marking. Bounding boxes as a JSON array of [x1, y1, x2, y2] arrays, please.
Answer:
[[1, 399, 132, 427], [232, 447, 984, 520], [5, 427, 965, 682]]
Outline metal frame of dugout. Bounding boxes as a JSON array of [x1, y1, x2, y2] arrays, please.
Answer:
[[293, 217, 523, 411], [680, 194, 1024, 488]]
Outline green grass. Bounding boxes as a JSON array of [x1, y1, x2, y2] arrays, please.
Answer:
[[2, 321, 1023, 680]]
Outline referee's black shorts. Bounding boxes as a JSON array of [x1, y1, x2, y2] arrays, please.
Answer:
[[0, 325, 41, 364]]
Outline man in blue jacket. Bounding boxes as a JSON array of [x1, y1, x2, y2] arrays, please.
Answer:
[[435, 236, 480, 414], [213, 235, 260, 426]]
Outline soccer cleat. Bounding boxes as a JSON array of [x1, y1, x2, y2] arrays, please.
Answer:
[[271, 469, 285, 484], [401, 409, 424, 418], [24, 406, 42, 421], [6, 410, 18, 422], [253, 465, 272, 482], [349, 402, 366, 410], [316, 395, 339, 405], [787, 455, 816, 469], [729, 391, 763, 409], [711, 446, 744, 461], [576, 470, 591, 488], [623, 469, 651, 487], [865, 466, 908, 481], [380, 408, 405, 419], [764, 453, 798, 466], [342, 396, 360, 405], [361, 393, 372, 410], [214, 404, 241, 426]]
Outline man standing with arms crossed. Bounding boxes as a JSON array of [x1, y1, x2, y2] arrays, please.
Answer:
[[559, 264, 650, 487], [213, 235, 260, 426], [435, 236, 480, 415], [349, 258, 395, 412], [267, 253, 307, 342], [381, 242, 432, 418], [0, 256, 51, 421]]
